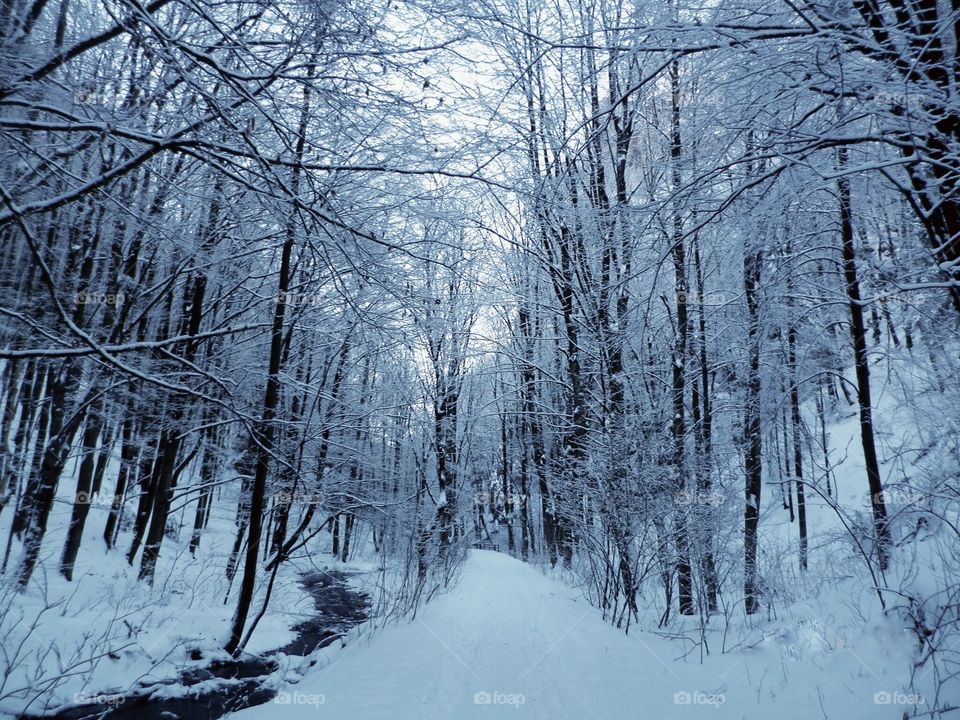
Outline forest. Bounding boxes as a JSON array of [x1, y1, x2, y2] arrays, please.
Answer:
[[1, 0, 959, 716]]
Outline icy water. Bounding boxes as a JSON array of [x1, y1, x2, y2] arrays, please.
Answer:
[[23, 570, 369, 720]]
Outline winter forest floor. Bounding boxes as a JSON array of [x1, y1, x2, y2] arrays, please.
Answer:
[[11, 0, 960, 714], [18, 571, 368, 720], [231, 549, 920, 720], [3, 355, 959, 719]]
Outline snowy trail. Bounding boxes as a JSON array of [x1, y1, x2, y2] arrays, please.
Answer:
[[235, 550, 910, 720]]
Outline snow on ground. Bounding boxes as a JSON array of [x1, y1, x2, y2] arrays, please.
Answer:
[[0, 457, 319, 716], [2, 349, 956, 718], [236, 549, 920, 720]]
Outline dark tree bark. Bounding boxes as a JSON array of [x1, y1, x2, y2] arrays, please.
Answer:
[[340, 512, 354, 562], [518, 303, 555, 565], [224, 66, 314, 654], [669, 57, 694, 616], [189, 423, 220, 554], [837, 148, 891, 570], [138, 175, 224, 583], [497, 378, 516, 553], [270, 337, 350, 568], [815, 379, 833, 498], [59, 406, 104, 579], [126, 430, 159, 563], [785, 244, 808, 570], [743, 220, 764, 615], [788, 322, 808, 571], [691, 236, 718, 613]]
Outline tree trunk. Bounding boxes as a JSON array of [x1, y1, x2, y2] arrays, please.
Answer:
[[189, 424, 219, 554], [669, 57, 694, 616], [59, 406, 103, 579], [837, 147, 891, 570], [223, 65, 313, 653], [743, 219, 764, 615], [787, 320, 808, 571], [692, 237, 718, 613]]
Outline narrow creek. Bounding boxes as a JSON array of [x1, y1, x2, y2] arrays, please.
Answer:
[[23, 570, 370, 720]]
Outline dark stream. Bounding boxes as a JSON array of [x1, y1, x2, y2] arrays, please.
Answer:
[[19, 570, 370, 720]]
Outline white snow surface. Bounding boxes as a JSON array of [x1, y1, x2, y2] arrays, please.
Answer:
[[236, 549, 918, 720]]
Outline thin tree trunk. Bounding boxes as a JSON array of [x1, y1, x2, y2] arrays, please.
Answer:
[[224, 64, 313, 654], [816, 379, 833, 498], [837, 147, 891, 570], [59, 406, 103, 579], [743, 139, 764, 613], [189, 424, 219, 554], [518, 304, 553, 564], [340, 513, 354, 562], [787, 314, 808, 571], [692, 237, 718, 613], [669, 56, 694, 616]]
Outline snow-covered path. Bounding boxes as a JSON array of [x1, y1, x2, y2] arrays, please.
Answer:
[[236, 550, 912, 720]]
